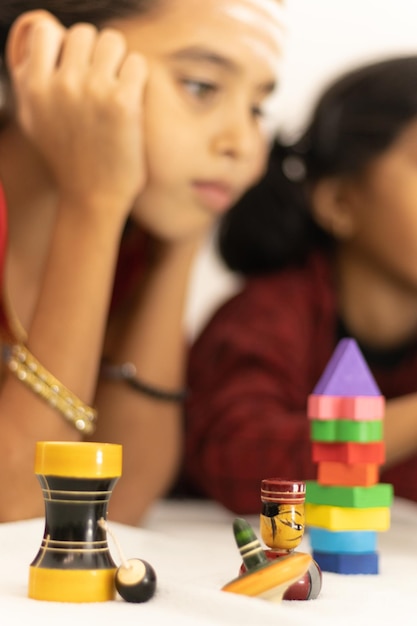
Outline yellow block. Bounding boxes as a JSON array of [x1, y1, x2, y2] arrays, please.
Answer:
[[305, 503, 390, 531]]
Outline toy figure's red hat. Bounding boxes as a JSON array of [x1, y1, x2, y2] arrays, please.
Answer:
[[261, 478, 306, 504]]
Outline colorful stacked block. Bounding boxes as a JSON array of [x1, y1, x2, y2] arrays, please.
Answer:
[[305, 338, 393, 574]]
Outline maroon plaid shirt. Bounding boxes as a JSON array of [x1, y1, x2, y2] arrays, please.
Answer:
[[184, 251, 417, 514]]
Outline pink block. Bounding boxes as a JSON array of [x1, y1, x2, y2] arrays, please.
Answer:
[[307, 395, 385, 421]]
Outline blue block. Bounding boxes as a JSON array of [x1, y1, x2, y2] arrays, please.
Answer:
[[308, 527, 377, 553], [313, 550, 379, 574]]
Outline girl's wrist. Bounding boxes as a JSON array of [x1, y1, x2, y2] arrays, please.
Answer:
[[57, 195, 129, 234], [57, 188, 134, 222]]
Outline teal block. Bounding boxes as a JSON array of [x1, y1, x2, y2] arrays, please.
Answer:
[[308, 527, 377, 553]]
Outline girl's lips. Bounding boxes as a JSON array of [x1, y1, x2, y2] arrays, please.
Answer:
[[192, 181, 235, 214]]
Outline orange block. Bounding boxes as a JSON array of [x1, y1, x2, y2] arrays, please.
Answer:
[[318, 461, 379, 486]]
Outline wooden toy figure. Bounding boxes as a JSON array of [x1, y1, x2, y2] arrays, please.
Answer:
[[222, 518, 312, 603], [29, 441, 157, 604], [241, 478, 322, 600], [28, 441, 122, 602]]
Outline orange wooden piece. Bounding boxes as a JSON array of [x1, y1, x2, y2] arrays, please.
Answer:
[[222, 552, 312, 602], [318, 461, 379, 486]]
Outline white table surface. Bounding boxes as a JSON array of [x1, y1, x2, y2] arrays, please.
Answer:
[[1, 496, 415, 625]]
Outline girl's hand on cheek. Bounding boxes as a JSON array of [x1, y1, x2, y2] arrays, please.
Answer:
[[9, 14, 148, 221]]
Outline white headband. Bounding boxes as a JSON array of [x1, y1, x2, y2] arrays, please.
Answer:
[[222, 0, 287, 49]]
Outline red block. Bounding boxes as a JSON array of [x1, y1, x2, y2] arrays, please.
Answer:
[[307, 395, 385, 420], [312, 442, 385, 464]]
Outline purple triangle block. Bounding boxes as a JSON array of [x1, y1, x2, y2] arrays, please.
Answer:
[[313, 338, 381, 397]]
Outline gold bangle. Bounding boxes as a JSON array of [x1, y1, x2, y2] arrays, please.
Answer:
[[2, 343, 97, 435]]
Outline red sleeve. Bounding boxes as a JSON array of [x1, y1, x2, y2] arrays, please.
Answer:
[[184, 255, 336, 514], [110, 221, 149, 312]]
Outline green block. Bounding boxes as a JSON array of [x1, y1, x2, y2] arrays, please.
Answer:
[[311, 419, 383, 443], [305, 481, 394, 508]]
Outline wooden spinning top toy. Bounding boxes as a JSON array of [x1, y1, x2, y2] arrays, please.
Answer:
[[222, 518, 312, 603]]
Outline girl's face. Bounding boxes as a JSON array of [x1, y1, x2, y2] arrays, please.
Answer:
[[107, 0, 284, 238], [339, 117, 417, 291]]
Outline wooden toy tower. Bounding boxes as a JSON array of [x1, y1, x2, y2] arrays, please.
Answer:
[[305, 338, 393, 574]]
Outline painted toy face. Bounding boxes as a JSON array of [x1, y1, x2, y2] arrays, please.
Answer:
[[107, 0, 284, 239], [260, 502, 305, 551]]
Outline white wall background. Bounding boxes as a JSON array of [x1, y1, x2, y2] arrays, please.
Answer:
[[275, 0, 417, 140], [186, 0, 417, 339]]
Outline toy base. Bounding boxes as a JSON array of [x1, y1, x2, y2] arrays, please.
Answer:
[[29, 566, 117, 602]]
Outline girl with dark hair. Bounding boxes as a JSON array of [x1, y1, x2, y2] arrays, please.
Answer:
[[185, 55, 417, 513], [0, 0, 284, 523]]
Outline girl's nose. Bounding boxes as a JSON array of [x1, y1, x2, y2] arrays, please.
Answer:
[[211, 108, 258, 161]]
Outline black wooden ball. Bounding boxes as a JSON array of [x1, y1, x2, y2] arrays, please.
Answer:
[[115, 558, 157, 603]]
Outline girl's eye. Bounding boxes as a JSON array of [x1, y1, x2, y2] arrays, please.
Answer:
[[182, 79, 218, 99]]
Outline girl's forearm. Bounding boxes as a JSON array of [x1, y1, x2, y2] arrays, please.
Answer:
[[0, 203, 124, 521], [94, 239, 200, 525], [25, 202, 124, 401]]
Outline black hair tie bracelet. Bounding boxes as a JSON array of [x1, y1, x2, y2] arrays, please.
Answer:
[[101, 360, 188, 403]]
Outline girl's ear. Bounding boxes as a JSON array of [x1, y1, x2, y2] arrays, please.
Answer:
[[5, 10, 62, 71], [310, 178, 357, 240]]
